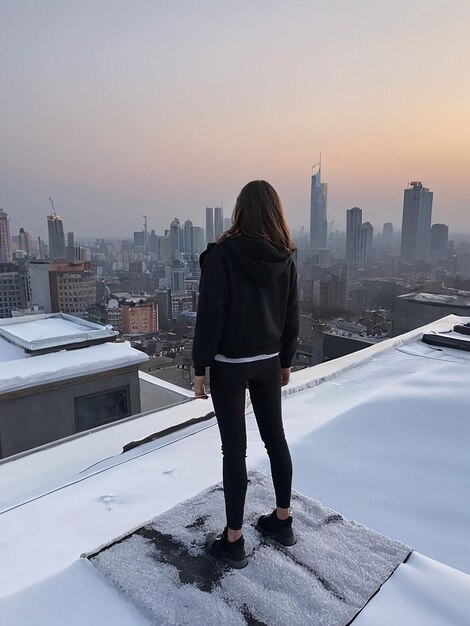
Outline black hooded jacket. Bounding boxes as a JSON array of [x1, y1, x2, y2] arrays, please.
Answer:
[[192, 234, 299, 376]]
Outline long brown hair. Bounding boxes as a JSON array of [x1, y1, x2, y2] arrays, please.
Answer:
[[216, 180, 296, 253]]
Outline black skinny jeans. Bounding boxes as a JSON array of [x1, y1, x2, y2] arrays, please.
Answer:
[[209, 356, 293, 530]]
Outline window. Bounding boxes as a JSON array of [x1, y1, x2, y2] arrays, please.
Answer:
[[74, 387, 131, 431]]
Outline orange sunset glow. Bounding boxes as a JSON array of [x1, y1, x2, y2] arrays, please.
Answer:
[[1, 0, 469, 236]]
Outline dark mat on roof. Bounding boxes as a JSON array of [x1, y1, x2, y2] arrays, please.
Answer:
[[87, 470, 411, 626], [422, 331, 470, 352]]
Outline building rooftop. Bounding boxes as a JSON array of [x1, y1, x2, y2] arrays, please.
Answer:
[[0, 313, 147, 394], [0, 313, 117, 352], [399, 291, 470, 307], [1, 315, 469, 624]]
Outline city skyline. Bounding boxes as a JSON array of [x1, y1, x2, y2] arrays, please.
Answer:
[[1, 186, 468, 252], [3, 168, 469, 243], [1, 1, 469, 237]]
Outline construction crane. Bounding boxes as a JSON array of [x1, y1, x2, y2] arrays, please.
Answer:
[[143, 215, 148, 250], [311, 151, 322, 175], [49, 197, 56, 217]]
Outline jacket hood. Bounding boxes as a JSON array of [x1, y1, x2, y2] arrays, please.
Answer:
[[220, 234, 293, 285]]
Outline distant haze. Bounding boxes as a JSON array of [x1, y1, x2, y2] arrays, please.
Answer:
[[1, 0, 469, 240]]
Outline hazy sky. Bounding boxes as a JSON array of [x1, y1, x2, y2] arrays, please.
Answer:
[[1, 0, 469, 240]]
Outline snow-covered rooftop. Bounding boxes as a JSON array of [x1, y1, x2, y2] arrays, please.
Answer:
[[1, 315, 469, 624], [400, 292, 470, 307], [0, 313, 147, 395], [0, 312, 118, 352]]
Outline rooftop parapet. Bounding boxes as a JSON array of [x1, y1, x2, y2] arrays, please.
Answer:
[[0, 312, 117, 355]]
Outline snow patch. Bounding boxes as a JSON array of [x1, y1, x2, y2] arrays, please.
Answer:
[[90, 470, 410, 626]]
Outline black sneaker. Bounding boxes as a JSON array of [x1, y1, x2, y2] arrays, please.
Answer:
[[256, 510, 297, 546], [207, 528, 248, 569]]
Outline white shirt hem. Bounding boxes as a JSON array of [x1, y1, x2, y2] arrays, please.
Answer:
[[213, 352, 279, 364]]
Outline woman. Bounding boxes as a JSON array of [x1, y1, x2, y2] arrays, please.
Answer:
[[192, 180, 299, 569]]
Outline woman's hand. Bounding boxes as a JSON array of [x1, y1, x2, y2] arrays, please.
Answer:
[[280, 367, 291, 386], [193, 375, 208, 399]]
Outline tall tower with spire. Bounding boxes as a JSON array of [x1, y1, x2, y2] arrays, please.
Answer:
[[309, 156, 328, 250]]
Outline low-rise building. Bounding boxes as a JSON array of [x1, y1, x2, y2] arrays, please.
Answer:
[[170, 291, 197, 319], [312, 272, 346, 311], [121, 301, 157, 335], [0, 313, 148, 458], [106, 298, 123, 331], [28, 261, 52, 313], [0, 263, 30, 318], [49, 261, 97, 318], [392, 291, 470, 336]]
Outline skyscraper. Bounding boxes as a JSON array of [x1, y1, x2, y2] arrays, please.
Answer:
[[157, 234, 170, 261], [400, 181, 433, 262], [382, 222, 394, 250], [133, 231, 145, 252], [169, 218, 181, 259], [309, 160, 328, 250], [66, 231, 76, 261], [360, 222, 374, 269], [47, 214, 66, 261], [430, 223, 449, 259], [214, 206, 224, 239], [37, 237, 47, 260], [18, 227, 33, 258], [346, 207, 362, 282], [205, 206, 214, 244], [0, 209, 13, 263], [193, 226, 205, 253], [183, 219, 194, 255], [148, 229, 157, 254]]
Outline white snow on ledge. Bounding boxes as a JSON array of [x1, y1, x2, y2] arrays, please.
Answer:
[[0, 341, 148, 395]]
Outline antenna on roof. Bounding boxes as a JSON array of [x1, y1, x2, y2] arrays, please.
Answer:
[[49, 197, 57, 217]]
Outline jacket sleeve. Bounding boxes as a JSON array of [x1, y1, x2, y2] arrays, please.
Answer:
[[192, 245, 229, 376], [279, 261, 299, 369]]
